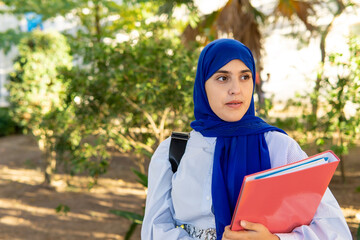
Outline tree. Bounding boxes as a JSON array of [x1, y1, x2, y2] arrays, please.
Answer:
[[7, 30, 73, 184], [64, 25, 198, 173], [315, 36, 360, 182], [311, 0, 350, 119], [1, 0, 199, 179]]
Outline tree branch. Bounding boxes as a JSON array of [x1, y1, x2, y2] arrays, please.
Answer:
[[159, 107, 171, 143], [122, 133, 154, 155], [121, 94, 160, 139]]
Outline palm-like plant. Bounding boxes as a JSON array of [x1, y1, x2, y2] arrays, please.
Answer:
[[182, 0, 263, 71], [160, 0, 354, 117], [164, 0, 317, 108], [181, 0, 316, 61]]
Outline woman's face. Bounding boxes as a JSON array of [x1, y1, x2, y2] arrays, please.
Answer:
[[205, 59, 253, 122]]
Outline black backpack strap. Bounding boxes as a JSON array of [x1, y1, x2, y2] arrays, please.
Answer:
[[169, 131, 190, 173]]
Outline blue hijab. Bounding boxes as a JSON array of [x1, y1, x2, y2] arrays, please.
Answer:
[[190, 39, 286, 239]]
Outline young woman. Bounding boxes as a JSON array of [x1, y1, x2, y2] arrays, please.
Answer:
[[141, 39, 351, 240]]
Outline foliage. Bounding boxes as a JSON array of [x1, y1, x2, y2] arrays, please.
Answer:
[[63, 24, 199, 172], [52, 0, 198, 174], [49, 1, 168, 180], [6, 30, 73, 183], [7, 30, 72, 128], [268, 36, 360, 184], [0, 0, 79, 54], [0, 0, 77, 20], [287, 36, 360, 182], [55, 204, 70, 215], [109, 210, 143, 224], [1, 0, 199, 185], [255, 95, 274, 120], [109, 211, 142, 240], [0, 29, 28, 54], [0, 107, 21, 136], [132, 168, 148, 188], [316, 36, 360, 180]]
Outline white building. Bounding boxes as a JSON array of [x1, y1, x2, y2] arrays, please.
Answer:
[[0, 11, 23, 107]]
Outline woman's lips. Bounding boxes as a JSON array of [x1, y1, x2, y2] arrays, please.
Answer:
[[225, 100, 243, 109]]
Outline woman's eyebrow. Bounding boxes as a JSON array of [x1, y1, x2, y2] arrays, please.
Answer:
[[215, 69, 252, 74]]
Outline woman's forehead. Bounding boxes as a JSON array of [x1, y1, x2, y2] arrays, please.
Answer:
[[217, 59, 249, 70]]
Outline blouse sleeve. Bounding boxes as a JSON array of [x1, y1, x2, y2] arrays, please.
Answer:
[[141, 137, 192, 240], [266, 131, 352, 240]]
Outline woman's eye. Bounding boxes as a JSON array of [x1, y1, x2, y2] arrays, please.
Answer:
[[216, 76, 227, 82], [241, 74, 251, 80]]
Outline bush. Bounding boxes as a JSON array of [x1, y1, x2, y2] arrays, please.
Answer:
[[0, 107, 20, 136]]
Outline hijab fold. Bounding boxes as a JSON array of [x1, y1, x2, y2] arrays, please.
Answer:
[[190, 39, 286, 239]]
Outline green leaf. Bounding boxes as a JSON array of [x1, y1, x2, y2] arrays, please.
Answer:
[[131, 168, 148, 188], [315, 138, 325, 146], [109, 210, 143, 224], [55, 204, 70, 215], [125, 222, 139, 240]]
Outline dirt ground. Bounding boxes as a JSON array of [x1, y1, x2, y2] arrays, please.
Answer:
[[0, 135, 145, 240], [0, 135, 359, 240]]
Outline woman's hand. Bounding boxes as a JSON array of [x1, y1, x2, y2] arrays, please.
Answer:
[[222, 221, 280, 240]]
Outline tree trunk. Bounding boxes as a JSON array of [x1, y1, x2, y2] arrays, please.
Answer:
[[38, 137, 56, 185], [255, 71, 265, 112], [339, 153, 345, 183], [44, 149, 57, 184], [338, 127, 346, 183], [312, 0, 345, 117], [135, 153, 146, 174], [311, 30, 329, 117], [338, 105, 346, 183]]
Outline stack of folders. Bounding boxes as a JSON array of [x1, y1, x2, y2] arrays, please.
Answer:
[[230, 150, 340, 233]]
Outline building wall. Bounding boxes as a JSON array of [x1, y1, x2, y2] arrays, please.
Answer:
[[0, 11, 24, 107]]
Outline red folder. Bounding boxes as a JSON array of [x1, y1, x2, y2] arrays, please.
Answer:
[[230, 150, 340, 233]]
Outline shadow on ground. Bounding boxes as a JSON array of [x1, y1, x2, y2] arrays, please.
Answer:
[[0, 135, 359, 239], [0, 135, 145, 240]]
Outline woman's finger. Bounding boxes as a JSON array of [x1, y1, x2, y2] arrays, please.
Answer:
[[240, 220, 265, 232]]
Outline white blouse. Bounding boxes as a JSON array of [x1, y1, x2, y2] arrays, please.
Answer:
[[141, 130, 352, 239]]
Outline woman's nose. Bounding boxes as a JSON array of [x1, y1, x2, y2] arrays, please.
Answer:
[[228, 80, 241, 95]]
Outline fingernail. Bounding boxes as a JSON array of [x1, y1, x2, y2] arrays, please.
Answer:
[[241, 220, 246, 227]]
